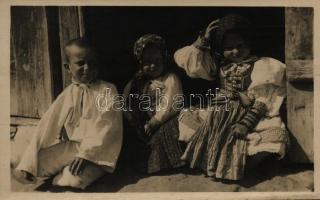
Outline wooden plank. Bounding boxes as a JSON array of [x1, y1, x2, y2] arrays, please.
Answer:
[[286, 59, 313, 82], [10, 116, 40, 126], [286, 83, 313, 162], [45, 7, 64, 98], [10, 6, 54, 118], [285, 7, 314, 163], [58, 6, 85, 88], [285, 7, 313, 60]]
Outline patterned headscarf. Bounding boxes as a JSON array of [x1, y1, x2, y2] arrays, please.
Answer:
[[213, 14, 252, 53], [133, 34, 168, 65]]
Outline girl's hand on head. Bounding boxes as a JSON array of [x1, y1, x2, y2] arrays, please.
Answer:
[[205, 19, 219, 40]]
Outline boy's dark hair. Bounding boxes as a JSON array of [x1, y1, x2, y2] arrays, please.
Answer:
[[64, 37, 97, 62]]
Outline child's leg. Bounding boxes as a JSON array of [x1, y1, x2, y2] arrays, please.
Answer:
[[37, 141, 78, 177], [38, 140, 106, 189], [52, 163, 105, 189], [14, 141, 77, 183], [15, 128, 62, 176]]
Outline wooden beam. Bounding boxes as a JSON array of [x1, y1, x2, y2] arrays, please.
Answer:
[[286, 83, 313, 163], [285, 7, 314, 163], [10, 116, 40, 126], [286, 59, 313, 82], [58, 6, 85, 88], [285, 7, 313, 60]]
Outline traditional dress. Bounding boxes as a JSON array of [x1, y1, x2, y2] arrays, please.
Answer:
[[174, 15, 289, 180], [15, 79, 123, 189], [123, 34, 184, 173]]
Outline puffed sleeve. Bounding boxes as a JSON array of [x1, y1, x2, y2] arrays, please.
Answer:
[[76, 83, 123, 172], [247, 57, 286, 117], [174, 38, 217, 81], [151, 73, 183, 123]]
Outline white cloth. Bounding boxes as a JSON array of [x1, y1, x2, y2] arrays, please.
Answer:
[[35, 141, 105, 189], [16, 79, 123, 176], [174, 45, 217, 81], [123, 73, 183, 123], [247, 57, 286, 117], [151, 73, 183, 122]]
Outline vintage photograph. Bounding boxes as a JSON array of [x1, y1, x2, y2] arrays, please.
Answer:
[[8, 5, 314, 193]]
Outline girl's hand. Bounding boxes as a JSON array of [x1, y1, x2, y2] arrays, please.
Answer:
[[231, 123, 248, 139], [144, 118, 160, 136], [150, 80, 165, 91], [144, 123, 152, 136], [69, 157, 89, 176], [204, 19, 219, 40]]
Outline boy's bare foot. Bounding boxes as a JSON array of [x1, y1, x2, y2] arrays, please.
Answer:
[[13, 169, 36, 184]]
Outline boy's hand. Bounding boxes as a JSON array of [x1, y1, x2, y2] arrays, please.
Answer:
[[69, 157, 89, 176], [231, 123, 248, 140]]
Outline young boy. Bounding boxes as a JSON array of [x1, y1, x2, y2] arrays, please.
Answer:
[[13, 38, 123, 189]]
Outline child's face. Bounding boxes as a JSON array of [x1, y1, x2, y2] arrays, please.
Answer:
[[141, 45, 164, 78], [222, 32, 251, 63], [66, 45, 99, 84]]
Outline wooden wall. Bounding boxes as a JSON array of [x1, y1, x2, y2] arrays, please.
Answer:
[[10, 6, 83, 120], [285, 7, 314, 163], [10, 7, 54, 118], [58, 7, 85, 88]]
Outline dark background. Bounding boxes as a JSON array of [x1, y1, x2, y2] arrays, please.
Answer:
[[83, 7, 285, 99]]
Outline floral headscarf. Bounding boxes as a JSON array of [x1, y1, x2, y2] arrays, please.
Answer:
[[133, 34, 168, 66]]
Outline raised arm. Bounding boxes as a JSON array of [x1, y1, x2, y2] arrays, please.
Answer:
[[174, 20, 220, 81]]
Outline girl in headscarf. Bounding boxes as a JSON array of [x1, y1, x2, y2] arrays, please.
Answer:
[[123, 34, 185, 174], [174, 14, 290, 181]]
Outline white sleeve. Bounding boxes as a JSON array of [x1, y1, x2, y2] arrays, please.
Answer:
[[174, 45, 217, 81], [248, 58, 286, 117], [153, 73, 183, 123]]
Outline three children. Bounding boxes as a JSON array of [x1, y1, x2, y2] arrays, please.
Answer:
[[14, 14, 289, 188]]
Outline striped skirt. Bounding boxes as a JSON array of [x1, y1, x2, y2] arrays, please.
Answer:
[[181, 100, 249, 180]]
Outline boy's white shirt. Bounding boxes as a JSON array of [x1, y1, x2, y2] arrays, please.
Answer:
[[16, 79, 123, 176]]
